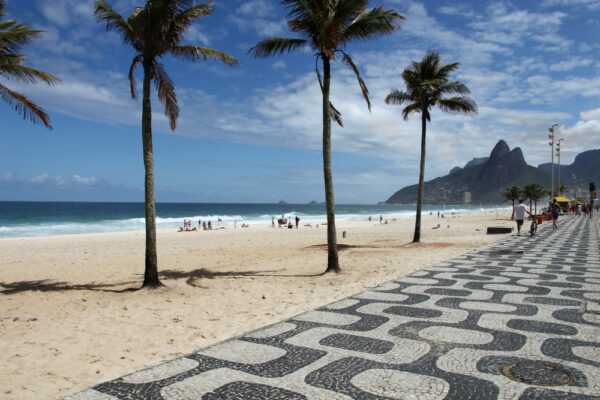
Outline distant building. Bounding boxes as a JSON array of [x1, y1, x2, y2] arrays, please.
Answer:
[[464, 191, 472, 204]]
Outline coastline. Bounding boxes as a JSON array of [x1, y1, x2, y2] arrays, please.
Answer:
[[0, 201, 511, 238], [1, 212, 514, 399]]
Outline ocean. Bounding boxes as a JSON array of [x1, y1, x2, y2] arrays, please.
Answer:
[[0, 201, 509, 238]]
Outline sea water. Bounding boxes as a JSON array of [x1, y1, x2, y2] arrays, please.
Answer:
[[0, 201, 509, 238]]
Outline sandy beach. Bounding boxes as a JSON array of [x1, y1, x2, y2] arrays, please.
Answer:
[[0, 211, 515, 399]]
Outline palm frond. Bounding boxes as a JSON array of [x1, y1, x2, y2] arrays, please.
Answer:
[[152, 61, 179, 131], [436, 61, 460, 79], [401, 102, 421, 121], [94, 1, 135, 46], [437, 96, 478, 115], [0, 24, 43, 53], [283, 0, 320, 22], [128, 54, 142, 99], [0, 19, 17, 30], [441, 80, 470, 95], [248, 37, 307, 58], [166, 2, 215, 45], [0, 82, 51, 128], [170, 45, 240, 66], [315, 55, 324, 93], [0, 64, 60, 85], [330, 101, 343, 127], [341, 52, 370, 111], [340, 5, 404, 44], [384, 89, 411, 106]]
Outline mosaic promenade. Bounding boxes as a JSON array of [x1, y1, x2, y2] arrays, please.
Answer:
[[67, 215, 600, 399]]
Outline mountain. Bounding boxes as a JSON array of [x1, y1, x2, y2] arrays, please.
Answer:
[[385, 140, 552, 204], [449, 157, 488, 174], [465, 157, 488, 168], [538, 149, 600, 190]]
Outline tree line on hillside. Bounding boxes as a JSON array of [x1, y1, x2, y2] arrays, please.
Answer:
[[1, 0, 477, 289]]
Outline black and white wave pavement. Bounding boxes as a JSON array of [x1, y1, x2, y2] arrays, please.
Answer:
[[66, 215, 600, 399]]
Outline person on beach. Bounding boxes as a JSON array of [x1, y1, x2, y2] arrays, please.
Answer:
[[295, 216, 300, 228], [271, 217, 275, 228], [202, 221, 207, 230], [513, 199, 530, 236], [208, 221, 212, 230], [379, 215, 383, 224], [550, 199, 561, 229]]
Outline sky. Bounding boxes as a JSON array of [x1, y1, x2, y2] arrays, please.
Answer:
[[1, 0, 599, 204]]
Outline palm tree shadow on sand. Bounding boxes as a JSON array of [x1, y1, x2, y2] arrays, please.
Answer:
[[0, 266, 334, 294], [0, 280, 140, 295], [160, 267, 329, 288]]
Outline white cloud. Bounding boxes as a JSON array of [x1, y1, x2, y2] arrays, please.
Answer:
[[72, 175, 97, 185], [548, 58, 593, 72], [580, 107, 600, 121], [541, 0, 600, 10], [30, 174, 49, 183], [228, 0, 287, 37]]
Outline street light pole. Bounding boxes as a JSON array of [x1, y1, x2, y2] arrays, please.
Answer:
[[548, 124, 558, 199], [556, 138, 563, 195]]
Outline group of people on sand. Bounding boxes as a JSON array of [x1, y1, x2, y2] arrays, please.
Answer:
[[179, 218, 212, 232], [272, 215, 300, 229], [368, 215, 397, 225], [179, 218, 250, 231]]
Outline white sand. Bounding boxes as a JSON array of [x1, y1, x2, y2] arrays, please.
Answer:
[[0, 211, 515, 399]]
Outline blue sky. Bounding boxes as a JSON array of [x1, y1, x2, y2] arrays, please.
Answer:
[[1, 0, 599, 203]]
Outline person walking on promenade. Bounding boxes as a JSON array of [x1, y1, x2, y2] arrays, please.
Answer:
[[513, 199, 530, 236], [550, 199, 561, 229]]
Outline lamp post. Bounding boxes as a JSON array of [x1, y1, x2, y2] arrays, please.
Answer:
[[548, 124, 558, 199], [556, 138, 563, 195]]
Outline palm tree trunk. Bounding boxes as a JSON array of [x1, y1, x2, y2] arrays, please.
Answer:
[[413, 112, 427, 243], [321, 55, 340, 273], [141, 63, 162, 288]]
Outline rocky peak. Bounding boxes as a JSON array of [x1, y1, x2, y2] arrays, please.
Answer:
[[488, 140, 510, 161]]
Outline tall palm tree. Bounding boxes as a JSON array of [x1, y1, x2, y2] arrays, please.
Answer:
[[503, 185, 521, 217], [523, 183, 545, 215], [0, 0, 59, 128], [250, 0, 404, 273], [95, 0, 239, 288], [386, 51, 477, 243]]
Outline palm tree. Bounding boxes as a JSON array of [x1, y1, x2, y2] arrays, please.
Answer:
[[503, 185, 521, 218], [559, 184, 566, 196], [385, 51, 477, 243], [250, 0, 404, 273], [95, 0, 239, 288], [0, 0, 59, 128], [523, 183, 545, 215]]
